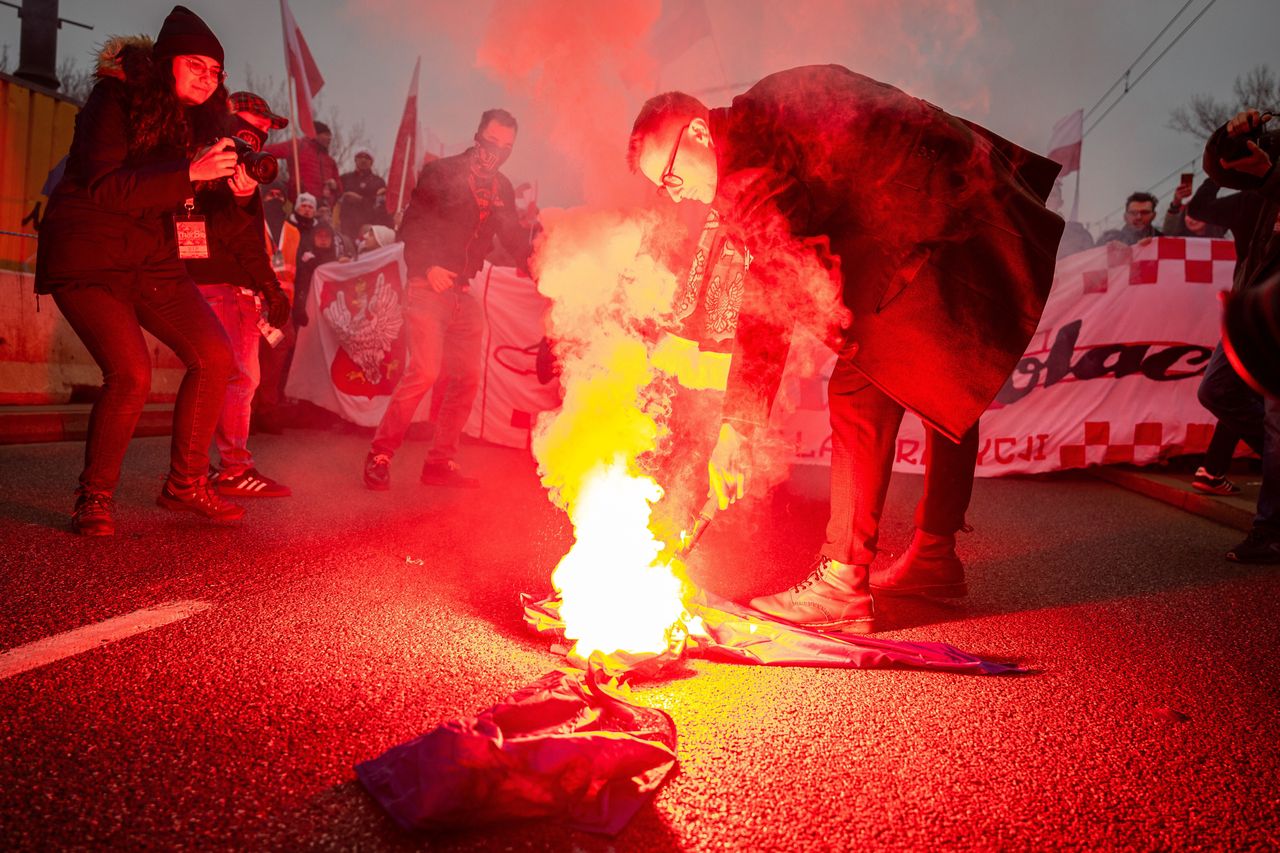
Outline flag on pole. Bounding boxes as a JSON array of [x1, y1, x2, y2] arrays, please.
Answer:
[[648, 0, 713, 66], [386, 57, 420, 216], [1046, 108, 1083, 176], [280, 0, 325, 138]]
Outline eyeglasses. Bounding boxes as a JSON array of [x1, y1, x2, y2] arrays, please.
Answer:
[[658, 123, 690, 194], [183, 56, 226, 84]]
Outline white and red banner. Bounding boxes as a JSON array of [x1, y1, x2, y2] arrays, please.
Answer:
[[286, 245, 411, 426], [279, 0, 324, 138], [287, 252, 560, 445], [462, 265, 562, 449], [781, 238, 1239, 477]]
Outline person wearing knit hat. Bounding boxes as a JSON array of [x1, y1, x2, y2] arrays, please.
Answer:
[[34, 4, 248, 534], [340, 148, 387, 241], [153, 5, 224, 65]]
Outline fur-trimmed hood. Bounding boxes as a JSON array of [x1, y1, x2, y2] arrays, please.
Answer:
[[96, 35, 155, 81], [90, 34, 228, 162]]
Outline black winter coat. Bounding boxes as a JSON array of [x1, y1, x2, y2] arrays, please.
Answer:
[[35, 39, 225, 295], [1203, 125, 1280, 295], [709, 65, 1064, 441]]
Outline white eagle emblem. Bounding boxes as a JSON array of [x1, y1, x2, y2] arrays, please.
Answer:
[[323, 272, 404, 385]]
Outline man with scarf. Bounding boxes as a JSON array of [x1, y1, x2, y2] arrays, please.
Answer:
[[363, 109, 530, 490]]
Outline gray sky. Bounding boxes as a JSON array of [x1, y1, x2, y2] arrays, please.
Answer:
[[3, 0, 1277, 230]]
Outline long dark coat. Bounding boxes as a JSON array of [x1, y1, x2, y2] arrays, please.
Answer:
[[711, 65, 1065, 441]]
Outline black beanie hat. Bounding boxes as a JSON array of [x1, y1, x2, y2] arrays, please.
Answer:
[[153, 6, 224, 65]]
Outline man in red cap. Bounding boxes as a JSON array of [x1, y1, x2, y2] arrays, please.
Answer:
[[185, 91, 294, 499]]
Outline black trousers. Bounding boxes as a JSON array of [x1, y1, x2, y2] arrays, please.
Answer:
[[821, 360, 978, 565]]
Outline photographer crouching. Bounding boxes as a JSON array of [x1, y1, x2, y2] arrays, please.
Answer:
[[34, 6, 246, 535], [186, 91, 293, 499]]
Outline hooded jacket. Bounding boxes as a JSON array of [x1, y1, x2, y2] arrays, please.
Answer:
[[708, 65, 1065, 441], [35, 36, 228, 294]]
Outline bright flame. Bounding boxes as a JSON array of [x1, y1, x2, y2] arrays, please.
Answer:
[[552, 461, 687, 661], [531, 208, 696, 666]]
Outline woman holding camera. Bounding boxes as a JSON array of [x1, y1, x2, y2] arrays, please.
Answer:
[[35, 6, 248, 535]]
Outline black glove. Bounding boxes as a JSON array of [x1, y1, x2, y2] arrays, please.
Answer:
[[292, 305, 309, 328], [259, 280, 290, 328]]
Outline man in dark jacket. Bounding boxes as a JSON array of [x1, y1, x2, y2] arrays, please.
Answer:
[[629, 66, 1064, 632], [339, 149, 386, 240], [1197, 110, 1280, 564], [188, 90, 292, 498], [363, 108, 531, 490]]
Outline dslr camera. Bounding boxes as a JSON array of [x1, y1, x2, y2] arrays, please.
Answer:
[[229, 136, 279, 184]]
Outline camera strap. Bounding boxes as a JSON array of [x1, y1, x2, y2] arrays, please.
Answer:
[[173, 198, 209, 260]]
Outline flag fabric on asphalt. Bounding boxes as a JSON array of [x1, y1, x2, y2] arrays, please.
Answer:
[[279, 0, 325, 138], [386, 57, 420, 217], [1047, 108, 1083, 176]]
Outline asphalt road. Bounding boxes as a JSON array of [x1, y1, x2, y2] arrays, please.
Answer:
[[1, 429, 1277, 851]]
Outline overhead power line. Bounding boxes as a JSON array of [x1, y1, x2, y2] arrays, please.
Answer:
[[1082, 0, 1220, 139], [1087, 154, 1202, 231]]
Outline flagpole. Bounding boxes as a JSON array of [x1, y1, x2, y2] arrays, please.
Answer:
[[280, 0, 302, 201], [1071, 168, 1081, 224], [396, 128, 413, 216]]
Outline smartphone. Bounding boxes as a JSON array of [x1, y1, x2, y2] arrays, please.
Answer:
[[1179, 173, 1194, 194]]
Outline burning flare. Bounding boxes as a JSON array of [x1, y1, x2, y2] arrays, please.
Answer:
[[552, 462, 689, 662], [532, 208, 696, 666]]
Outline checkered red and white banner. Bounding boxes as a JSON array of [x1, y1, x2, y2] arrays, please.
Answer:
[[781, 237, 1239, 476]]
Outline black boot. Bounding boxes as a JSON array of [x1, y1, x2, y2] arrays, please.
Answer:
[[871, 529, 967, 598]]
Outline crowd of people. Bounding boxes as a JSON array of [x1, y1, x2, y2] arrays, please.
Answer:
[[34, 6, 1279, 618]]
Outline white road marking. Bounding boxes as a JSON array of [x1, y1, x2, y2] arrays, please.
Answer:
[[0, 600, 213, 681]]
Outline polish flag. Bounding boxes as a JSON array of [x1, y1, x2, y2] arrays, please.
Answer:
[[1047, 108, 1083, 176], [280, 0, 325, 138], [386, 58, 420, 216]]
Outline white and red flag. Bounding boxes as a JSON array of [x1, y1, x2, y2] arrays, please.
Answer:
[[386, 57, 421, 217], [1046, 108, 1083, 176], [279, 0, 325, 138]]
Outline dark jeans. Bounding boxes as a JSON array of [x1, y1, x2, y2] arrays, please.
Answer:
[[53, 280, 235, 495], [822, 361, 978, 565], [1198, 342, 1279, 531]]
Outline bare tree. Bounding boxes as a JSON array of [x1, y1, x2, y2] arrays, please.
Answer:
[[1169, 65, 1279, 140], [56, 57, 95, 104], [241, 66, 374, 172]]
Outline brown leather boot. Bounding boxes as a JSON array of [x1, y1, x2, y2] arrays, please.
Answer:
[[748, 556, 875, 633], [871, 529, 967, 598]]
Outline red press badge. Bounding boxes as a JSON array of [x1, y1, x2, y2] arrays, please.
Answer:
[[173, 200, 209, 259]]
